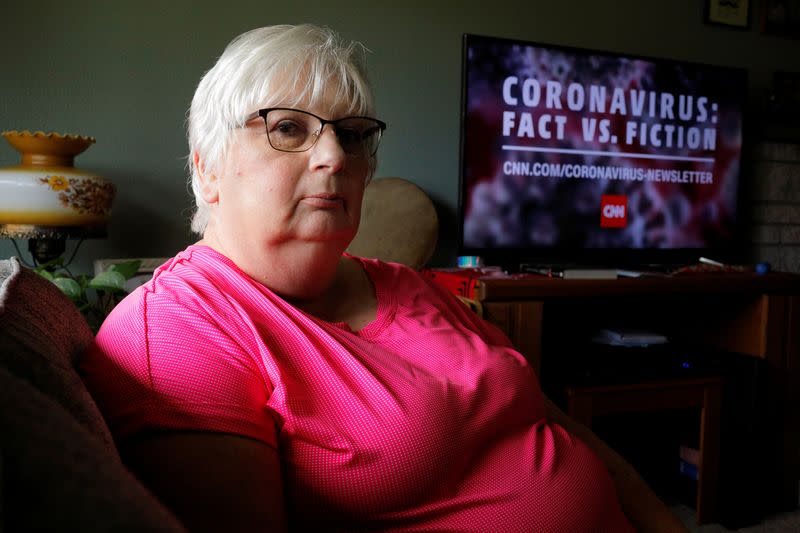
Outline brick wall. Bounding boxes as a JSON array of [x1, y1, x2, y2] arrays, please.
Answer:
[[748, 142, 800, 273]]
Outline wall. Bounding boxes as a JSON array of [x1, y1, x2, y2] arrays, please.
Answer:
[[3, 0, 800, 273], [749, 142, 800, 272]]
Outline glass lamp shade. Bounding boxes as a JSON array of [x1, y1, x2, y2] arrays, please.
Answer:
[[0, 130, 115, 238], [0, 130, 115, 265]]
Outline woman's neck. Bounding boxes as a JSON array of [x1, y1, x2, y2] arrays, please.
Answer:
[[294, 256, 377, 331], [198, 237, 376, 330], [197, 231, 343, 297]]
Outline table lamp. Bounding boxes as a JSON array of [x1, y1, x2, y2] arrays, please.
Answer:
[[0, 130, 115, 267]]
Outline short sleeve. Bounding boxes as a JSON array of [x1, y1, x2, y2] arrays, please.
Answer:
[[80, 279, 277, 448]]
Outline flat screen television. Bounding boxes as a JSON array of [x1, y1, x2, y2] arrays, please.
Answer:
[[458, 33, 748, 270]]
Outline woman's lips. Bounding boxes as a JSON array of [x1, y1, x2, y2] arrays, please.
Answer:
[[302, 193, 344, 209]]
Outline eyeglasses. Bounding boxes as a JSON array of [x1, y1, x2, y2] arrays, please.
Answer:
[[245, 108, 387, 157]]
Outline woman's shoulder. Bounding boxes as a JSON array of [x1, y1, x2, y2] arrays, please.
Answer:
[[142, 245, 246, 303], [99, 245, 246, 336], [348, 255, 466, 313]]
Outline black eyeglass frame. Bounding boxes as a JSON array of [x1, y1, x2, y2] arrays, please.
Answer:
[[244, 107, 387, 157]]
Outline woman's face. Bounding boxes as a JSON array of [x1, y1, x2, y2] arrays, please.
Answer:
[[204, 95, 371, 269]]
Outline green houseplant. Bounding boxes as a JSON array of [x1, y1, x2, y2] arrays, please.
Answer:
[[34, 258, 142, 333]]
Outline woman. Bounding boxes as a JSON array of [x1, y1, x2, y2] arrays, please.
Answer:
[[81, 24, 686, 532]]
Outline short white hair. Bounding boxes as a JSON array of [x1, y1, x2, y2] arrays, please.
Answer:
[[187, 24, 376, 234]]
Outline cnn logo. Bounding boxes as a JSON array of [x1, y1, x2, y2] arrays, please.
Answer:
[[600, 195, 627, 228]]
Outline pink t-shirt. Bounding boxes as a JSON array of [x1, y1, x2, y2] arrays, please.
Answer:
[[81, 245, 634, 532]]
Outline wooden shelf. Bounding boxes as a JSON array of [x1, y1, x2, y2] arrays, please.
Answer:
[[476, 272, 800, 301], [442, 271, 800, 515]]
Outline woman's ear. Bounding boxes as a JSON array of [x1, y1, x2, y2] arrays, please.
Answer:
[[194, 152, 219, 204]]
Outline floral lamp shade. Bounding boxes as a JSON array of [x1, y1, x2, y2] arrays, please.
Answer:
[[0, 130, 116, 264]]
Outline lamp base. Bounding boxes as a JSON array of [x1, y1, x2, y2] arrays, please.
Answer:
[[0, 224, 105, 267], [27, 237, 66, 265], [0, 224, 105, 240]]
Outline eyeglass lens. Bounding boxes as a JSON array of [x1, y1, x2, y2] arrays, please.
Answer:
[[264, 109, 382, 156]]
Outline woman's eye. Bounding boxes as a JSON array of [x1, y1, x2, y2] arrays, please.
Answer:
[[272, 120, 306, 138], [336, 128, 361, 144]]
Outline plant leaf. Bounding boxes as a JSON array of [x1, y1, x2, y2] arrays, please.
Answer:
[[108, 260, 142, 280], [88, 270, 127, 292], [53, 277, 82, 299]]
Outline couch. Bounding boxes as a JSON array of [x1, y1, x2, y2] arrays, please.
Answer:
[[0, 257, 185, 531]]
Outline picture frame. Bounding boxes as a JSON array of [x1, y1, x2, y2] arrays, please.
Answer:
[[705, 0, 751, 28]]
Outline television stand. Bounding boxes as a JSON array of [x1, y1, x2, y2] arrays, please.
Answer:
[[517, 263, 677, 279], [559, 268, 618, 279], [518, 264, 619, 279]]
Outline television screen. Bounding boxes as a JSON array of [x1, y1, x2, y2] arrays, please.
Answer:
[[459, 33, 747, 269]]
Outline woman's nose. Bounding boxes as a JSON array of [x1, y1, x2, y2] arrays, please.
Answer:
[[309, 125, 346, 173]]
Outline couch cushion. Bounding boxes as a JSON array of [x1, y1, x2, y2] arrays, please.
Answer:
[[1, 367, 185, 531], [0, 257, 112, 447], [0, 257, 185, 531], [346, 177, 439, 269]]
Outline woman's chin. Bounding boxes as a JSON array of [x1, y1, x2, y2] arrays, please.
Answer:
[[294, 224, 357, 247], [289, 202, 360, 243]]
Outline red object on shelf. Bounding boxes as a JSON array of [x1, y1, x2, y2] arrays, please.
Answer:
[[422, 269, 483, 298], [422, 268, 537, 299]]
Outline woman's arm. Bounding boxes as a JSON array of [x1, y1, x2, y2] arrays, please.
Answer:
[[121, 432, 287, 533], [544, 397, 688, 533]]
